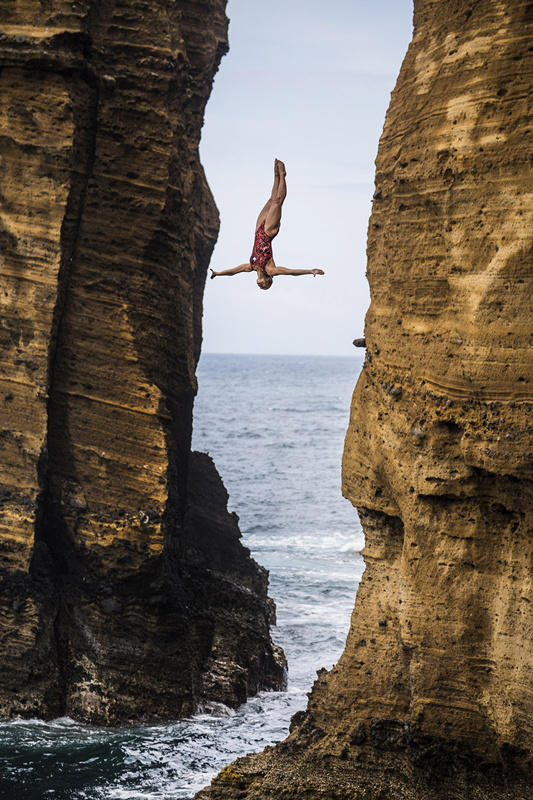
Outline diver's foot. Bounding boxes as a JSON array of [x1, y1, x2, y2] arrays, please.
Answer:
[[275, 158, 286, 176]]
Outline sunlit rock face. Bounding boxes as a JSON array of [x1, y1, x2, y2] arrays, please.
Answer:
[[0, 0, 285, 725], [196, 0, 533, 797]]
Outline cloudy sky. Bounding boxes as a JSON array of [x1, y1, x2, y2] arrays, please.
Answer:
[[200, 0, 413, 356]]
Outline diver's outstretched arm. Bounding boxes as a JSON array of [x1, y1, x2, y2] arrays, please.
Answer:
[[210, 264, 253, 278], [269, 266, 325, 277]]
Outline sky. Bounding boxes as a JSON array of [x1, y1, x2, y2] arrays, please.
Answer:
[[200, 0, 414, 356]]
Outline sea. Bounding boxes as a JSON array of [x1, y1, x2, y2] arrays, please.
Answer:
[[0, 353, 365, 800]]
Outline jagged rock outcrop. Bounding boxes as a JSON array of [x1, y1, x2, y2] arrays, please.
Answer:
[[197, 1, 533, 797], [0, 0, 285, 725]]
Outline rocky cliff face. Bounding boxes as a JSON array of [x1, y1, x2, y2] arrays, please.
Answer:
[[197, 1, 533, 797], [0, 0, 285, 725]]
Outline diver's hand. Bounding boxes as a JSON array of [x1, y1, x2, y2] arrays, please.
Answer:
[[210, 269, 217, 279], [312, 269, 325, 277]]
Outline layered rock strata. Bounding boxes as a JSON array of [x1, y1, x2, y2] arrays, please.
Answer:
[[197, 0, 533, 797], [0, 0, 285, 725]]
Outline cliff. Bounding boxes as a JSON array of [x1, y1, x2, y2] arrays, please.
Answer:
[[0, 0, 285, 725], [197, 0, 533, 797]]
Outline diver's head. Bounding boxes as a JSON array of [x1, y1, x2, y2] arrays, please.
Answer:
[[257, 272, 273, 291]]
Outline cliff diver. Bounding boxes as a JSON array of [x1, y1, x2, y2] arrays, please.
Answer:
[[209, 159, 325, 290]]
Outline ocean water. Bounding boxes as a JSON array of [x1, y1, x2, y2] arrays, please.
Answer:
[[0, 353, 365, 800]]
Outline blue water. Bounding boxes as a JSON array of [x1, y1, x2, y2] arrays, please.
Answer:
[[0, 353, 365, 800]]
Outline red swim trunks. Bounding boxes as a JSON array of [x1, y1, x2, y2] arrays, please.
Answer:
[[250, 222, 273, 270]]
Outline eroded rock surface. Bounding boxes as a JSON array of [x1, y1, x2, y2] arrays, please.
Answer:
[[197, 0, 533, 797], [0, 0, 285, 725]]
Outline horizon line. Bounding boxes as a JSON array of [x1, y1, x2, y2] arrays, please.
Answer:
[[200, 350, 364, 358]]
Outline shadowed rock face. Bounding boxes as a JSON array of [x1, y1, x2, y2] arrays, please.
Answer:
[[196, 1, 533, 797], [0, 1, 285, 725]]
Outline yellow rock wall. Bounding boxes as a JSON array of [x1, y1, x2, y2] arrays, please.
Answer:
[[0, 1, 285, 724], [338, 0, 533, 759], [197, 1, 533, 797]]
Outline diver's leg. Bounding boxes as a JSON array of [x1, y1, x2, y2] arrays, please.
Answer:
[[255, 159, 282, 229], [264, 161, 286, 237], [255, 200, 272, 230]]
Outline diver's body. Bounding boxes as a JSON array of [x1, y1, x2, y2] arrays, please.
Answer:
[[210, 159, 325, 290]]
